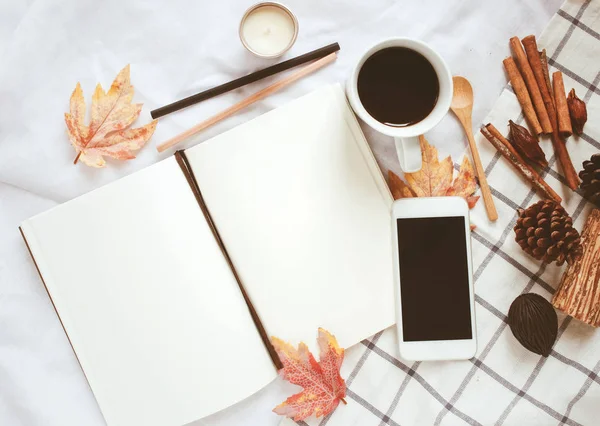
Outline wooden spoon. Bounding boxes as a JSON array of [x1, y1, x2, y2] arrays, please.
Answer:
[[451, 76, 498, 222]]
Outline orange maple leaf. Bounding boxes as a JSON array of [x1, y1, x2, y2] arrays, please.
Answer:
[[389, 136, 480, 208], [447, 156, 481, 208], [65, 65, 157, 167], [272, 328, 346, 421], [388, 169, 416, 199]]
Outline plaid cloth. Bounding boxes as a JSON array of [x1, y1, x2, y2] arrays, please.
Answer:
[[281, 0, 600, 425]]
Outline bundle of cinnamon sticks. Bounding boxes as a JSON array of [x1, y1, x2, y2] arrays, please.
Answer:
[[496, 35, 580, 190]]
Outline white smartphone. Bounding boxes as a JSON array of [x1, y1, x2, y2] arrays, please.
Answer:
[[392, 197, 477, 361]]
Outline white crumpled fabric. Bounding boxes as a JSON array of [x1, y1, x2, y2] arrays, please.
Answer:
[[0, 0, 562, 425]]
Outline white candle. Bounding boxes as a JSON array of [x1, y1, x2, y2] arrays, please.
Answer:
[[240, 3, 298, 58]]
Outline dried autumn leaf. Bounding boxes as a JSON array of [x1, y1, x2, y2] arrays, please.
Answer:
[[405, 136, 454, 197], [65, 65, 157, 167], [272, 328, 346, 421], [447, 156, 477, 197], [447, 156, 480, 208], [466, 196, 480, 209], [388, 170, 416, 199], [389, 136, 480, 208]]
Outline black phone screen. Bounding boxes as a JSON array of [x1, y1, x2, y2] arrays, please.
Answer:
[[396, 216, 472, 342]]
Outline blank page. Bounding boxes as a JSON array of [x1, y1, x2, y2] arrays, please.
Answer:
[[21, 157, 276, 426], [185, 84, 395, 352]]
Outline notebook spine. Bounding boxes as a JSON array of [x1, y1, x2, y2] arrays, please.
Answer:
[[174, 151, 283, 370]]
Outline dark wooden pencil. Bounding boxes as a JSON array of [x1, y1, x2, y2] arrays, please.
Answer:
[[151, 42, 341, 119]]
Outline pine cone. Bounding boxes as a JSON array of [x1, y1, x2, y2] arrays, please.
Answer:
[[514, 200, 582, 266], [579, 153, 600, 207]]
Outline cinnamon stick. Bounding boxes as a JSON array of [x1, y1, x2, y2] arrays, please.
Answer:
[[521, 35, 579, 190], [552, 71, 573, 136], [522, 36, 555, 121], [509, 37, 552, 134], [481, 124, 562, 203], [540, 49, 554, 107], [503, 56, 542, 135], [553, 209, 600, 327]]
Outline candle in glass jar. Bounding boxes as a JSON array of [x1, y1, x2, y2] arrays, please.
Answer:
[[240, 3, 298, 58]]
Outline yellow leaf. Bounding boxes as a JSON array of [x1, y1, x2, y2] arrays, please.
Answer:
[[69, 83, 87, 143], [388, 170, 415, 199], [447, 155, 477, 198], [405, 136, 454, 197], [387, 136, 480, 208], [65, 65, 157, 167]]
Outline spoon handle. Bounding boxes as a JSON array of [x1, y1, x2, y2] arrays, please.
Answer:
[[459, 114, 498, 222]]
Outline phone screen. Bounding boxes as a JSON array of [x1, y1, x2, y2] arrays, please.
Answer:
[[396, 216, 472, 342]]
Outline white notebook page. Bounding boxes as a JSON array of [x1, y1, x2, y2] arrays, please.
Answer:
[[21, 157, 276, 426], [185, 84, 395, 352]]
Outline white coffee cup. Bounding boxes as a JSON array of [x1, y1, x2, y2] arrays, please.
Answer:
[[347, 38, 453, 172]]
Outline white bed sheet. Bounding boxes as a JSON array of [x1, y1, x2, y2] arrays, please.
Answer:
[[0, 0, 563, 425]]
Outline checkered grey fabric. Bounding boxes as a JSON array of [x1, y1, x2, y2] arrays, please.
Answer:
[[281, 0, 600, 425]]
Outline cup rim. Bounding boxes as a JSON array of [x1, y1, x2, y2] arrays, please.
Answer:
[[347, 37, 452, 137]]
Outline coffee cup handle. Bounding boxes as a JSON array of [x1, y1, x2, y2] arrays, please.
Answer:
[[394, 136, 422, 173]]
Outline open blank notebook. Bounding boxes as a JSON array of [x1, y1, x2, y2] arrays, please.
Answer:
[[20, 84, 395, 426]]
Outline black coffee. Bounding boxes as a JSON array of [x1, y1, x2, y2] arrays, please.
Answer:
[[357, 47, 439, 127]]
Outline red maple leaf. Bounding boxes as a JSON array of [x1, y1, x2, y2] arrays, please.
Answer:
[[272, 328, 346, 421]]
